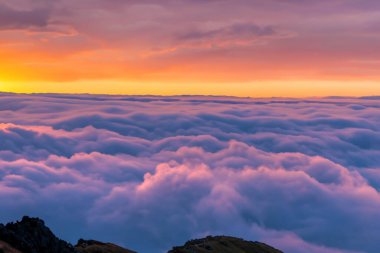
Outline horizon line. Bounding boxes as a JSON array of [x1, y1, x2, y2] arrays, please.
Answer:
[[1, 91, 380, 100]]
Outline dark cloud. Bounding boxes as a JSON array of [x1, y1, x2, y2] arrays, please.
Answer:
[[178, 23, 275, 41], [174, 23, 279, 49], [1, 93, 380, 253], [0, 3, 50, 30]]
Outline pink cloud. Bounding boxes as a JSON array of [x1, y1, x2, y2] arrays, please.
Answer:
[[1, 93, 380, 252]]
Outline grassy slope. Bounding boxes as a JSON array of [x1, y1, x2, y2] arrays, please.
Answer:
[[168, 236, 283, 253]]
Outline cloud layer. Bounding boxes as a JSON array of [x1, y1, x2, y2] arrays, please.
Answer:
[[1, 93, 380, 253]]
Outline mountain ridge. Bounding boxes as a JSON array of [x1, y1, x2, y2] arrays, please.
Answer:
[[0, 217, 282, 253]]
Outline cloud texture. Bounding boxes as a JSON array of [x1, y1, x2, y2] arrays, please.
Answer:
[[1, 93, 380, 253]]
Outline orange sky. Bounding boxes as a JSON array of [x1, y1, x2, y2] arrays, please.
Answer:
[[0, 0, 379, 97]]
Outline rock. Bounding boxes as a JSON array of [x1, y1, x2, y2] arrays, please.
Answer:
[[75, 239, 137, 253], [167, 235, 283, 253], [0, 216, 75, 253], [0, 241, 23, 253]]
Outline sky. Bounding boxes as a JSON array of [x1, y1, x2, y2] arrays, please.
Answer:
[[1, 93, 380, 253], [0, 0, 379, 97]]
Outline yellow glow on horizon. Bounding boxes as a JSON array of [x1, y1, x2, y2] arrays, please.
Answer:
[[1, 79, 379, 98]]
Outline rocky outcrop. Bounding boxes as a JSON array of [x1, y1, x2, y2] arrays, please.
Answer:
[[0, 217, 138, 253], [0, 216, 74, 253], [0, 241, 23, 253], [168, 236, 283, 253], [75, 239, 137, 253]]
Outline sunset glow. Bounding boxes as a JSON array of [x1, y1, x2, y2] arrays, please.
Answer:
[[2, 80, 380, 97], [1, 1, 380, 253], [0, 0, 379, 96]]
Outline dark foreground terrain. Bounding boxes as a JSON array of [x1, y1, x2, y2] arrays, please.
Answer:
[[0, 217, 282, 253], [168, 236, 283, 253]]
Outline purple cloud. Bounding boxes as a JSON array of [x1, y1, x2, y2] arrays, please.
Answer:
[[0, 3, 50, 30], [1, 93, 380, 253]]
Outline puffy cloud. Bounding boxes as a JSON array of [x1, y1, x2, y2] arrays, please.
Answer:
[[1, 93, 380, 253]]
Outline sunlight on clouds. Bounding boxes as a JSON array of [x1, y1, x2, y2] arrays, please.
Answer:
[[0, 0, 379, 96], [2, 80, 380, 97]]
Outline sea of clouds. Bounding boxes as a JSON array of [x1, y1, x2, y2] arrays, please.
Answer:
[[1, 93, 380, 253]]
